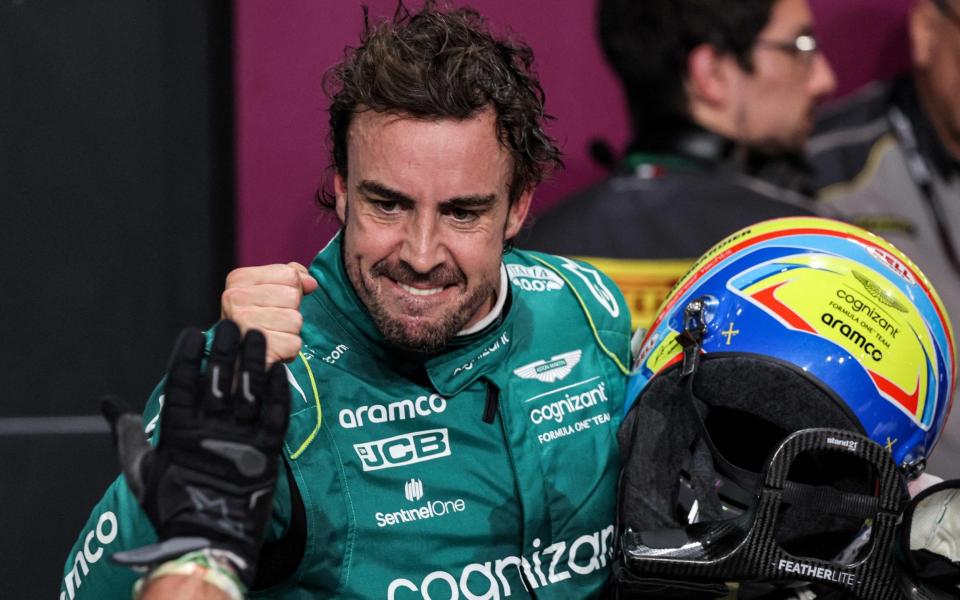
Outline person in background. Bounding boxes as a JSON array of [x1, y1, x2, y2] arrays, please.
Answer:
[[522, 0, 836, 332], [808, 0, 960, 477]]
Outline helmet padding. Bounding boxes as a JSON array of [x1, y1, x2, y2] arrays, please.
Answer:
[[619, 353, 873, 560]]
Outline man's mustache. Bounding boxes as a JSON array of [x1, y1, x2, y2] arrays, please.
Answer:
[[370, 260, 466, 288]]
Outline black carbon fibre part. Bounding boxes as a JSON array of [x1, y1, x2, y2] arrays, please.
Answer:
[[620, 428, 910, 599]]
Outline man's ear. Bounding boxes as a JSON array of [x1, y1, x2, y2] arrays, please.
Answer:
[[334, 173, 348, 225], [910, 0, 937, 70], [686, 43, 735, 108], [504, 188, 534, 241]]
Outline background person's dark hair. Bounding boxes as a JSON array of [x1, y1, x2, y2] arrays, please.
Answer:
[[598, 0, 778, 147], [318, 1, 562, 208]]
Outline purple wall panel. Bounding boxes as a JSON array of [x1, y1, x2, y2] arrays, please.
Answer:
[[236, 1, 912, 266], [811, 0, 912, 98]]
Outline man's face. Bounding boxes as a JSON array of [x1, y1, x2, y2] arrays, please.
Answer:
[[335, 109, 531, 353], [913, 0, 960, 157], [730, 0, 836, 155]]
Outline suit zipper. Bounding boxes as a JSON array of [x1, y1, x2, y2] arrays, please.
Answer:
[[487, 379, 540, 599]]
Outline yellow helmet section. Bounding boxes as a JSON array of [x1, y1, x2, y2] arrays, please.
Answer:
[[630, 217, 955, 461]]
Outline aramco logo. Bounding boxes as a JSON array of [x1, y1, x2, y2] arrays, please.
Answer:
[[404, 478, 424, 502]]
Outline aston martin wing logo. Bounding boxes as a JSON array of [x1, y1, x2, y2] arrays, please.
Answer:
[[513, 350, 582, 383], [852, 270, 909, 313]]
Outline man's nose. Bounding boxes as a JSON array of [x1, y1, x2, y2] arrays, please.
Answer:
[[808, 51, 837, 100], [398, 213, 449, 274]]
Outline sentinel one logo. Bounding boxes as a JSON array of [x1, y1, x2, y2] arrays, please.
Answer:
[[530, 382, 608, 424], [826, 437, 859, 452], [377, 480, 467, 528], [339, 394, 447, 429], [387, 525, 615, 599], [354, 428, 451, 472], [513, 350, 582, 383], [404, 478, 424, 502], [776, 559, 856, 587], [61, 511, 119, 600], [507, 263, 565, 292]]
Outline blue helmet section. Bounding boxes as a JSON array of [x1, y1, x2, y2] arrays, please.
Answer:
[[627, 218, 955, 470]]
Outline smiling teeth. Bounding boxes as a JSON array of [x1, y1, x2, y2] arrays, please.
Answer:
[[399, 283, 443, 296]]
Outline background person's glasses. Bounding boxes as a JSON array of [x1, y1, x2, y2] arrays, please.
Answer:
[[755, 33, 820, 63]]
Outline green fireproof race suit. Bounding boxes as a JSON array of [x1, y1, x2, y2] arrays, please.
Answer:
[[61, 233, 632, 599]]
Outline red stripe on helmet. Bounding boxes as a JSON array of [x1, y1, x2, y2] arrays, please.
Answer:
[[749, 281, 818, 334], [640, 224, 955, 393]]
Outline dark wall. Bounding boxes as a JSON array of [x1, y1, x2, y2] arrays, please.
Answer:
[[0, 1, 233, 594]]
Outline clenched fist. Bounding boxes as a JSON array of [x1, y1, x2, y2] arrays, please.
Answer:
[[220, 262, 319, 364]]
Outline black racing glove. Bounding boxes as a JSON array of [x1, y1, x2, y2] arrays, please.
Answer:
[[101, 320, 290, 587]]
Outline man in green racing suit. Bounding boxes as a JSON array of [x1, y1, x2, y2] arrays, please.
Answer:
[[60, 5, 633, 599]]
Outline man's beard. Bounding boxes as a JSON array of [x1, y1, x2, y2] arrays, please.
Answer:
[[346, 255, 497, 354]]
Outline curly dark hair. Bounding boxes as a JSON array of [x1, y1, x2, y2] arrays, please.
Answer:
[[599, 0, 777, 144], [318, 1, 562, 208]]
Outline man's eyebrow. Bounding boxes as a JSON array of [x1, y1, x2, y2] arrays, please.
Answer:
[[357, 180, 415, 205], [439, 194, 497, 210], [358, 180, 497, 210]]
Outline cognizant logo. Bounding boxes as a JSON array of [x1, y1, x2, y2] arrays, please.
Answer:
[[339, 394, 447, 429], [61, 511, 118, 600], [834, 288, 901, 337], [386, 524, 615, 599], [530, 382, 607, 424]]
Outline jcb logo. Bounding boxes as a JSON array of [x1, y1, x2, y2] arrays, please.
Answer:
[[354, 428, 451, 471]]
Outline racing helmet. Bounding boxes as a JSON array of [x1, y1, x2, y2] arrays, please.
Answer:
[[627, 216, 955, 473], [617, 217, 956, 598]]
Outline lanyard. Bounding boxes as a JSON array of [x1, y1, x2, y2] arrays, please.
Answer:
[[887, 106, 960, 276]]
